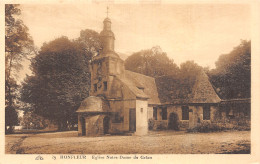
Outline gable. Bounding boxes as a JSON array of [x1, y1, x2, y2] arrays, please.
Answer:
[[190, 71, 221, 103], [110, 70, 160, 104], [125, 71, 161, 105]]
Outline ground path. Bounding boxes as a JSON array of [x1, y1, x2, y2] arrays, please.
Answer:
[[5, 130, 250, 154]]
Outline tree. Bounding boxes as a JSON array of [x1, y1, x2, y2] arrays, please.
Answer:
[[125, 46, 179, 77], [5, 4, 35, 133], [208, 40, 251, 99], [179, 60, 203, 78], [20, 110, 48, 130], [21, 34, 100, 130], [75, 29, 101, 58]]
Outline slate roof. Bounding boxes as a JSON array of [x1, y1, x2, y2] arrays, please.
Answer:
[[76, 96, 110, 113], [115, 70, 161, 105], [155, 70, 221, 104]]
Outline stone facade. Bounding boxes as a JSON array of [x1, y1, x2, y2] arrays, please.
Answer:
[[148, 105, 219, 130]]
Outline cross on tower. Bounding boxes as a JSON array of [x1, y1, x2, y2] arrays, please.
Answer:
[[106, 6, 109, 18]]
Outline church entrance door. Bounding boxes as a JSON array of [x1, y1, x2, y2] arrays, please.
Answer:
[[168, 112, 179, 130], [103, 116, 110, 134], [129, 108, 136, 132], [81, 117, 86, 136]]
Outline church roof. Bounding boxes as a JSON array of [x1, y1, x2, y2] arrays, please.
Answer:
[[115, 70, 161, 104], [155, 70, 221, 104], [104, 17, 111, 22], [76, 96, 110, 113], [93, 51, 121, 60]]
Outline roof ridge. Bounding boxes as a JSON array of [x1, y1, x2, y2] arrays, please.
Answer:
[[125, 70, 155, 80]]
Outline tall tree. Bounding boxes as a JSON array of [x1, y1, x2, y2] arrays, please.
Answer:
[[21, 33, 100, 130], [75, 29, 101, 58], [208, 40, 251, 99], [5, 4, 35, 133], [125, 46, 179, 77], [179, 60, 203, 77]]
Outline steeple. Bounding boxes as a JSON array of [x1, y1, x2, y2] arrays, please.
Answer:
[[100, 6, 115, 53], [90, 7, 125, 97]]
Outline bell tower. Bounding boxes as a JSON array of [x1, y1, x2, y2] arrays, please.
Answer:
[[90, 7, 125, 97], [100, 17, 114, 53]]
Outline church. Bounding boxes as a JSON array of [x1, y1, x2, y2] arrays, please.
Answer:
[[76, 15, 241, 136]]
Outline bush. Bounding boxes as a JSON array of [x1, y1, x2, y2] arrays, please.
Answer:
[[187, 122, 250, 133], [156, 121, 167, 130], [148, 118, 155, 130], [148, 119, 168, 130]]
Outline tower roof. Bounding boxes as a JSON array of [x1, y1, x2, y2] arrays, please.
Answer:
[[100, 30, 114, 38], [103, 17, 111, 23]]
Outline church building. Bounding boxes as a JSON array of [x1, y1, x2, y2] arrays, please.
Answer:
[[76, 15, 224, 136]]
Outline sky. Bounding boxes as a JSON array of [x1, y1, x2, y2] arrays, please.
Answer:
[[18, 3, 250, 81]]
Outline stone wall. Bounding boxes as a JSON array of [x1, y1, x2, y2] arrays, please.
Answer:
[[215, 103, 251, 129], [149, 104, 219, 131], [78, 115, 108, 137]]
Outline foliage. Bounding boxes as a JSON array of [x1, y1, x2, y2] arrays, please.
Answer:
[[20, 110, 48, 129], [148, 118, 155, 130], [21, 33, 100, 130], [75, 29, 101, 58], [5, 106, 19, 133], [187, 121, 250, 133], [148, 119, 168, 130], [179, 60, 203, 79], [5, 4, 35, 133], [208, 40, 251, 99], [125, 46, 179, 77], [187, 122, 225, 133]]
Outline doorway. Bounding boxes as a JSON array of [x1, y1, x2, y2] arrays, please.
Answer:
[[103, 116, 110, 134], [168, 112, 179, 130], [129, 108, 136, 132], [81, 117, 86, 136]]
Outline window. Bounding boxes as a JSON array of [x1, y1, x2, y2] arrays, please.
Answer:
[[153, 107, 157, 120], [182, 106, 189, 120], [103, 81, 107, 91], [203, 105, 210, 120], [140, 108, 143, 113], [94, 84, 97, 92], [138, 87, 144, 92], [162, 107, 167, 120]]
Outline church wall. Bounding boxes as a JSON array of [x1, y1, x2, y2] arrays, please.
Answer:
[[135, 99, 148, 135], [108, 57, 124, 76], [167, 106, 189, 130], [78, 114, 107, 137], [84, 115, 107, 136], [109, 100, 125, 133], [149, 104, 220, 130]]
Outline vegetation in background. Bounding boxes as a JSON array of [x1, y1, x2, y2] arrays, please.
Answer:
[[21, 30, 100, 131], [125, 46, 180, 78], [208, 40, 251, 99], [5, 4, 35, 134], [125, 40, 251, 100]]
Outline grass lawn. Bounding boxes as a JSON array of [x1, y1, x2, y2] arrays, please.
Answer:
[[5, 130, 250, 154]]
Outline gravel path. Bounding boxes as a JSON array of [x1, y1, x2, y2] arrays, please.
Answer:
[[5, 130, 250, 154]]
